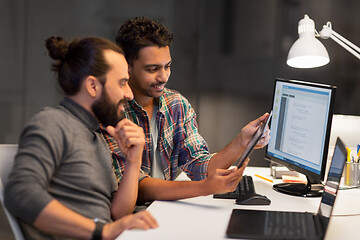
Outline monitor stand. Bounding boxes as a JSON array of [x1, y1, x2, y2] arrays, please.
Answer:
[[272, 176, 323, 197]]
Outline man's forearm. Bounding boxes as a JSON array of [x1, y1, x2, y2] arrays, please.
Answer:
[[34, 199, 156, 240], [33, 200, 95, 239], [207, 135, 245, 175], [111, 162, 141, 219], [138, 177, 209, 202], [207, 112, 270, 176]]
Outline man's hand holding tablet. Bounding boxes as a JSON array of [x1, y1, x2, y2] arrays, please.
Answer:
[[237, 111, 272, 168]]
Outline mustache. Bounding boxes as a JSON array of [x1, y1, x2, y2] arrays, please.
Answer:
[[152, 82, 166, 88]]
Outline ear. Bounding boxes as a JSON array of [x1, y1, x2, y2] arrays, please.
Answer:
[[84, 76, 102, 98]]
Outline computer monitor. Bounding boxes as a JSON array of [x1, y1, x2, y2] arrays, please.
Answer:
[[265, 78, 336, 197]]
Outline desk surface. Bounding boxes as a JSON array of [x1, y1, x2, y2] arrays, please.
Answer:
[[116, 167, 360, 240]]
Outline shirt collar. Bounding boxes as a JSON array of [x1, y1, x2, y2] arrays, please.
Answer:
[[128, 92, 164, 113], [60, 97, 99, 132]]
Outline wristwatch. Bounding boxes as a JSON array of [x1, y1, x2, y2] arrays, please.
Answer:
[[91, 218, 106, 240]]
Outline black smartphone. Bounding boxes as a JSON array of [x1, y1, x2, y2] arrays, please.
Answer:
[[237, 111, 272, 168]]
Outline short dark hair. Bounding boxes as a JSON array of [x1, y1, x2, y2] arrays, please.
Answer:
[[115, 17, 173, 65], [45, 36, 124, 96]]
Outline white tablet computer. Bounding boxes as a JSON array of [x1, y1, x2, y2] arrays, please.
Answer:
[[237, 111, 272, 168]]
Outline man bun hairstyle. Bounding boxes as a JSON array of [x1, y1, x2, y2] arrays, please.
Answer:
[[46, 36, 68, 61], [45, 36, 124, 96], [116, 17, 173, 65]]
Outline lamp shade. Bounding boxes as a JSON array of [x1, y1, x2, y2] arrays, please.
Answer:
[[287, 15, 330, 68]]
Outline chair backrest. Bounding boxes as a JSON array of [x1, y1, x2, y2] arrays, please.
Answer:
[[0, 144, 24, 240], [330, 114, 360, 150]]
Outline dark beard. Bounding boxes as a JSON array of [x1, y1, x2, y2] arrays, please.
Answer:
[[91, 89, 124, 127]]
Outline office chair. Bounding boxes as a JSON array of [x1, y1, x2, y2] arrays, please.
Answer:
[[0, 144, 24, 240]]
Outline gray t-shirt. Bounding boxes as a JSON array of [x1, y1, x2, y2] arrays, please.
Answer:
[[149, 105, 165, 179], [4, 97, 118, 239]]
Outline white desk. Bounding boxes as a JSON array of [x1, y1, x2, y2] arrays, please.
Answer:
[[116, 167, 360, 240]]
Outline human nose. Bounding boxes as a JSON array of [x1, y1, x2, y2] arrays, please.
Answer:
[[156, 68, 170, 83], [124, 83, 134, 100]]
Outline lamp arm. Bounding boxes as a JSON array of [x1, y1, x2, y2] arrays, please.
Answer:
[[330, 33, 360, 60], [320, 22, 360, 60], [331, 29, 360, 53]]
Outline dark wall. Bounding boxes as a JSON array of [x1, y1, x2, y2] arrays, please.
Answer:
[[1, 0, 360, 166]]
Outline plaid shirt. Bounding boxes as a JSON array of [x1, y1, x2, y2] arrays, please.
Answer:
[[100, 88, 213, 182]]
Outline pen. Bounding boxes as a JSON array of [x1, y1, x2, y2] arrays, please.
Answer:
[[346, 147, 351, 163], [255, 174, 274, 183], [346, 147, 351, 185]]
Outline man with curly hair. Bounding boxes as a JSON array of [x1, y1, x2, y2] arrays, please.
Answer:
[[100, 17, 270, 203]]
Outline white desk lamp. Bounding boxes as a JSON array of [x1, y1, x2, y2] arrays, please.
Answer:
[[287, 14, 360, 68]]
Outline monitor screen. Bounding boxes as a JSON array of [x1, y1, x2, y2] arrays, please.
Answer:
[[265, 78, 336, 197]]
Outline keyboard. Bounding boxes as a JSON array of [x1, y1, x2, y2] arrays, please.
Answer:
[[213, 175, 271, 205], [265, 211, 312, 237], [213, 175, 256, 199]]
